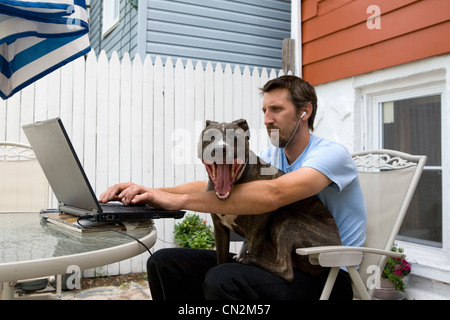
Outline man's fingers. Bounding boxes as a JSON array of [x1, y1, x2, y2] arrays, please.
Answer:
[[120, 184, 145, 205], [99, 182, 132, 203]]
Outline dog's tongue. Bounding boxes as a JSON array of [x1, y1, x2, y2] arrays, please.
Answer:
[[215, 164, 232, 197]]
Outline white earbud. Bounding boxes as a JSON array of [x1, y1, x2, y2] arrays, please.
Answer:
[[283, 111, 306, 150]]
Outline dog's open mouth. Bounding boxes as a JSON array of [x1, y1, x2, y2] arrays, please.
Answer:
[[203, 159, 246, 200]]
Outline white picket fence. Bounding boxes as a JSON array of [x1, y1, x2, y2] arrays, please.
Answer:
[[0, 50, 283, 276]]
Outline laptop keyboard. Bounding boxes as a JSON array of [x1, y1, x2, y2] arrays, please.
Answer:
[[100, 203, 152, 213]]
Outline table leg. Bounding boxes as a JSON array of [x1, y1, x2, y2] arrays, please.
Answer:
[[56, 274, 62, 298], [1, 282, 14, 300]]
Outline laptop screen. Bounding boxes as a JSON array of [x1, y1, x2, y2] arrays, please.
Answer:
[[22, 118, 101, 213]]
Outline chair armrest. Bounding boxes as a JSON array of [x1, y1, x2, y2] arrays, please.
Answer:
[[296, 246, 405, 268]]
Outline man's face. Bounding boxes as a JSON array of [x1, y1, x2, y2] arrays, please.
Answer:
[[262, 88, 299, 148]]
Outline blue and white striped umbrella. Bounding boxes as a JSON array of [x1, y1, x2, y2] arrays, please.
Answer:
[[0, 0, 90, 99]]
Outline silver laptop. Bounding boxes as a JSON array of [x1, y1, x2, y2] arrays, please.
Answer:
[[22, 118, 185, 222]]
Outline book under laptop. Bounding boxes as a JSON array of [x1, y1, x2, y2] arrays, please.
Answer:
[[22, 118, 185, 222]]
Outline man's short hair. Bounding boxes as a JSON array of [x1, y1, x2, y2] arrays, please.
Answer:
[[261, 75, 317, 131]]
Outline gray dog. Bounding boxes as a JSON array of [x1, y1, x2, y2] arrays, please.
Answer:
[[198, 119, 342, 282]]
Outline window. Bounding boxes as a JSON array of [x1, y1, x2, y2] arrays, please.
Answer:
[[381, 95, 442, 247], [102, 0, 120, 37], [359, 61, 449, 284]]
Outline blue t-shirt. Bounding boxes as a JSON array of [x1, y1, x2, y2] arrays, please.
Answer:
[[258, 135, 367, 247]]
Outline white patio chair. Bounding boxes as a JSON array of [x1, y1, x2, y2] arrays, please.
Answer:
[[0, 141, 62, 299], [0, 142, 49, 212], [296, 149, 427, 300]]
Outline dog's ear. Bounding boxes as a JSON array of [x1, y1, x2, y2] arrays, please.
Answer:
[[232, 119, 250, 140], [205, 120, 218, 127], [232, 119, 249, 131]]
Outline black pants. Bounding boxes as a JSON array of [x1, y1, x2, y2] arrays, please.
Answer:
[[146, 248, 353, 300]]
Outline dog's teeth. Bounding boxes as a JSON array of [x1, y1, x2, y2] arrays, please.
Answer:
[[215, 191, 230, 200], [231, 163, 235, 178], [212, 164, 216, 179]]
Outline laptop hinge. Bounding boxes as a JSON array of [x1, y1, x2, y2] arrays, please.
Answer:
[[59, 202, 98, 218]]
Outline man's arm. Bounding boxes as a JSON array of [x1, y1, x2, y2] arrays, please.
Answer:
[[130, 167, 331, 215], [159, 180, 208, 194], [98, 180, 207, 204]]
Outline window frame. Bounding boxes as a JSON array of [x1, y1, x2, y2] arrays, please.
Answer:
[[361, 77, 449, 283], [102, 0, 120, 37]]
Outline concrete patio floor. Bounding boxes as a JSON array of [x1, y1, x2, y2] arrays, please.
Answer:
[[14, 273, 152, 300], [61, 278, 151, 300]]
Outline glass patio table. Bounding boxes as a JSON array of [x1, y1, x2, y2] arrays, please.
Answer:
[[0, 212, 156, 299]]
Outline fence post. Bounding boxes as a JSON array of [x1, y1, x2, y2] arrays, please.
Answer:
[[282, 38, 296, 75]]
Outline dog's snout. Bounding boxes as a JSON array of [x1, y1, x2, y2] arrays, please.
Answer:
[[211, 141, 233, 163], [214, 141, 230, 153]]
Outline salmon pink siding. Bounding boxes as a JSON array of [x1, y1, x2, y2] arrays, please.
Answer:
[[301, 0, 450, 85]]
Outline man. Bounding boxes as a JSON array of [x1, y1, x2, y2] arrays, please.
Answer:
[[99, 75, 367, 300]]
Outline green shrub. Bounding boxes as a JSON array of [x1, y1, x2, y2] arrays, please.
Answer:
[[174, 214, 215, 249]]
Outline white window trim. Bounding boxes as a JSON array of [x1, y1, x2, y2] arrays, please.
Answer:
[[291, 0, 302, 77], [355, 58, 450, 283], [102, 0, 120, 37]]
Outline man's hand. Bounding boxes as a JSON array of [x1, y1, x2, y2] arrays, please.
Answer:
[[99, 182, 147, 205], [99, 182, 130, 203], [99, 182, 185, 210], [129, 188, 186, 211]]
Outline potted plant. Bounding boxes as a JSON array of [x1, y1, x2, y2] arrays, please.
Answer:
[[373, 244, 411, 300], [174, 214, 215, 249]]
